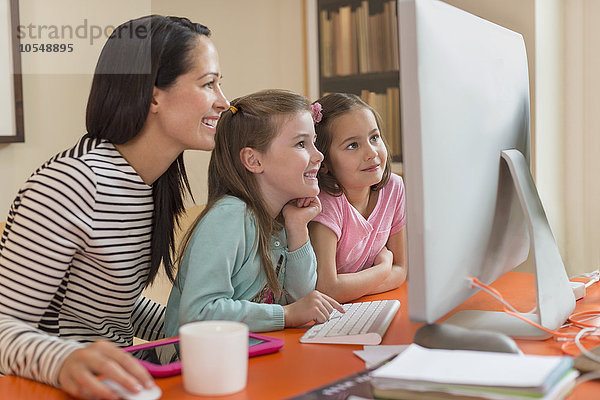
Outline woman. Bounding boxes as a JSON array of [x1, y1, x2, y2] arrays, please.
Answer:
[[0, 15, 228, 399]]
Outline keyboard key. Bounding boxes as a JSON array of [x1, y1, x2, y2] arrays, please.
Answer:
[[299, 300, 401, 345]]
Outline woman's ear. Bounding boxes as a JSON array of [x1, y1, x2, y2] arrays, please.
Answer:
[[320, 163, 329, 174], [149, 87, 160, 114], [240, 147, 263, 174]]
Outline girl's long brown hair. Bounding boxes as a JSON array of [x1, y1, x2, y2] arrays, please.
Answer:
[[177, 89, 312, 294]]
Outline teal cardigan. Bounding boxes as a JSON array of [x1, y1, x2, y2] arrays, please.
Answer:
[[165, 196, 317, 335]]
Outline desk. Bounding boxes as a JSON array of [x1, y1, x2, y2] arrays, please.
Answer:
[[1, 271, 599, 399]]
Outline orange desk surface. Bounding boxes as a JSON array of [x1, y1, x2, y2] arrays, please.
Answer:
[[1, 271, 599, 399]]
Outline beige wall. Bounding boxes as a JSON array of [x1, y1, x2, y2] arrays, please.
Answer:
[[563, 0, 600, 274], [0, 0, 305, 218]]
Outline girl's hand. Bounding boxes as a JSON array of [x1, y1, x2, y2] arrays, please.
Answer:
[[282, 197, 322, 229], [282, 197, 322, 251], [58, 340, 155, 400], [283, 290, 345, 327], [374, 246, 393, 270]]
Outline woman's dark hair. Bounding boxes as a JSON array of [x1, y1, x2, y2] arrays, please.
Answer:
[[313, 93, 392, 196], [86, 15, 211, 287]]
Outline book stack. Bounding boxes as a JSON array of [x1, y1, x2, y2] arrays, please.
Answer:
[[370, 344, 578, 400], [319, 0, 399, 78]]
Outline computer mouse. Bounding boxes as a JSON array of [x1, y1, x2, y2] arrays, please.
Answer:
[[101, 379, 162, 400], [413, 323, 521, 354]]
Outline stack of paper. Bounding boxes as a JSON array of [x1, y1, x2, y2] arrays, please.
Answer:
[[370, 344, 578, 400], [353, 345, 409, 368]]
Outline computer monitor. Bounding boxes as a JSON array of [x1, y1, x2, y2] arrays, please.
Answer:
[[397, 0, 575, 339]]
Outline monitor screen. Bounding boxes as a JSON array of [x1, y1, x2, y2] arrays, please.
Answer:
[[397, 0, 574, 338]]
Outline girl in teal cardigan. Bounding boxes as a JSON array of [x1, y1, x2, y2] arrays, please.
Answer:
[[165, 90, 344, 335]]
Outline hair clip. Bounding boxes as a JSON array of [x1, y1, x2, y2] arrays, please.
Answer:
[[230, 105, 238, 115], [310, 102, 323, 124]]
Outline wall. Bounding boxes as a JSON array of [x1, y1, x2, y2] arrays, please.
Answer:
[[564, 0, 600, 274], [0, 0, 305, 217]]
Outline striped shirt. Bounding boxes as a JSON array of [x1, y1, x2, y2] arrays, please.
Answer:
[[0, 138, 165, 386]]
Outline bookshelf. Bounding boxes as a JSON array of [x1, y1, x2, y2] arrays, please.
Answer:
[[317, 0, 402, 162]]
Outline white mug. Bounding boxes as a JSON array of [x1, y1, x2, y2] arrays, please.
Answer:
[[179, 320, 249, 396]]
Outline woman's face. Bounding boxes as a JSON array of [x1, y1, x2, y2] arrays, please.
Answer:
[[153, 35, 229, 152]]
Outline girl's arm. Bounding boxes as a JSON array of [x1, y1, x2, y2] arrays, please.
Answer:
[[174, 202, 287, 333], [280, 197, 321, 300], [368, 227, 408, 295], [281, 240, 317, 302], [279, 198, 345, 324], [309, 221, 393, 303], [280, 240, 345, 326]]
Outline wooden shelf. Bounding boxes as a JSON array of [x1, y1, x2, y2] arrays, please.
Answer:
[[319, 0, 387, 12], [320, 71, 399, 95]]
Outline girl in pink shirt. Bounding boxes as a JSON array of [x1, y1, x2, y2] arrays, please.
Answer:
[[309, 93, 407, 303]]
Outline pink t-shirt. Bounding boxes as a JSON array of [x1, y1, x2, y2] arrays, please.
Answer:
[[312, 173, 407, 274]]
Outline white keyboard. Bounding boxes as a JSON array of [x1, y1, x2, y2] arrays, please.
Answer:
[[299, 300, 400, 345]]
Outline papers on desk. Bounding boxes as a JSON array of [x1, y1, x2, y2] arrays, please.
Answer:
[[370, 344, 578, 400], [353, 344, 409, 368]]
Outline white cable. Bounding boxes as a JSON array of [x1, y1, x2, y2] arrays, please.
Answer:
[[570, 269, 599, 280], [576, 370, 600, 386], [570, 269, 600, 288], [574, 327, 600, 364], [585, 277, 599, 289], [573, 314, 600, 325]]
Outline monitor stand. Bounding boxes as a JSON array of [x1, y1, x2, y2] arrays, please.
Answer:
[[445, 149, 575, 340]]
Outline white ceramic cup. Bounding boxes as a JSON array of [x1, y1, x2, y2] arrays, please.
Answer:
[[179, 320, 249, 396]]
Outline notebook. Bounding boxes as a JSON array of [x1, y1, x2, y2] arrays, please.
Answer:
[[370, 344, 577, 399]]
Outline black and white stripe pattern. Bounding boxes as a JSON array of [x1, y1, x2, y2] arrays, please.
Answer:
[[0, 138, 165, 386]]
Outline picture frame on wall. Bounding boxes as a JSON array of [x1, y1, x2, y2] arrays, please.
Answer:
[[1, 0, 24, 143]]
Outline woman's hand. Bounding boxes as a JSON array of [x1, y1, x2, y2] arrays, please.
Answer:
[[283, 290, 345, 327], [282, 197, 322, 251], [58, 340, 155, 399]]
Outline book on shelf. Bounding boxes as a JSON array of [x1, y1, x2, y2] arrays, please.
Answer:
[[319, 0, 399, 77], [338, 5, 352, 76], [320, 9, 333, 77], [370, 344, 578, 400], [387, 0, 400, 71], [357, 1, 370, 74]]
